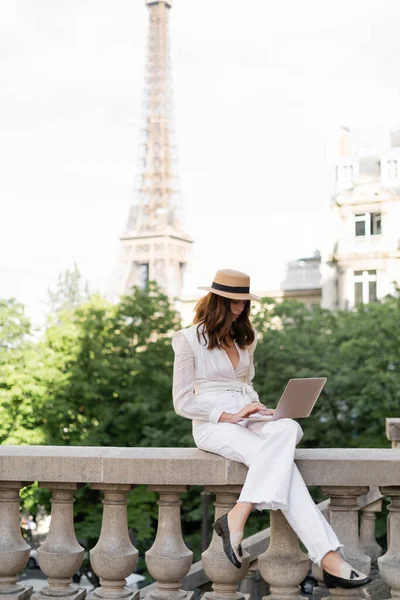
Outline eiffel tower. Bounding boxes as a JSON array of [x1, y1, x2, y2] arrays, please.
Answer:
[[118, 0, 192, 299]]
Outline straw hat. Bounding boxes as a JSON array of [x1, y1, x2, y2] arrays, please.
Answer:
[[198, 269, 261, 301]]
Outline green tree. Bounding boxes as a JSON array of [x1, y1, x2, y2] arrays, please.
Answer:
[[0, 299, 48, 445], [48, 263, 89, 315], [29, 282, 194, 560], [252, 295, 400, 448], [41, 282, 191, 448]]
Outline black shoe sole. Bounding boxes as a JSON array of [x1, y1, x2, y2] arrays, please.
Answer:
[[323, 570, 371, 589], [213, 515, 242, 569]]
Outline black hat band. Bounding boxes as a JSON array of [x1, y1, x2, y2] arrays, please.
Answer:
[[211, 282, 250, 294]]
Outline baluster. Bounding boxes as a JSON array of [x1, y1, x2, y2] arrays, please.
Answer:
[[238, 567, 256, 597], [378, 487, 400, 600], [359, 499, 383, 566], [201, 486, 250, 600], [33, 483, 85, 600], [386, 418, 400, 449], [258, 510, 309, 600], [310, 563, 328, 600], [311, 501, 331, 599], [0, 481, 32, 600], [89, 485, 138, 600], [321, 486, 371, 600], [145, 486, 193, 600]]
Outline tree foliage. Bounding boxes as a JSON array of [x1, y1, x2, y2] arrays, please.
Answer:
[[0, 299, 48, 444], [48, 262, 89, 315], [40, 283, 191, 448], [252, 295, 400, 448]]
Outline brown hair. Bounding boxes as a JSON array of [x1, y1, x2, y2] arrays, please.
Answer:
[[193, 293, 255, 350]]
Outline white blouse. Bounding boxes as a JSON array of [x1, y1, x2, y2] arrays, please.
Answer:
[[172, 324, 259, 424]]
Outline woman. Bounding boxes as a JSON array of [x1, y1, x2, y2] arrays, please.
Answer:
[[172, 269, 370, 589]]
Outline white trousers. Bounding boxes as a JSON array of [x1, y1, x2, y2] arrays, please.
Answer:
[[193, 417, 342, 565]]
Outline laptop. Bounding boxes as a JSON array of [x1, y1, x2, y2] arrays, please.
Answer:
[[247, 377, 327, 422]]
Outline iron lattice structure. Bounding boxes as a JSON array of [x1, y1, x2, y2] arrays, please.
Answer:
[[126, 0, 183, 234], [119, 0, 192, 299]]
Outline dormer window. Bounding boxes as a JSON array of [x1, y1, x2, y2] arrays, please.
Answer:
[[381, 155, 400, 184], [354, 213, 382, 237], [387, 159, 399, 179], [343, 164, 353, 182], [340, 165, 353, 187], [336, 161, 355, 189]]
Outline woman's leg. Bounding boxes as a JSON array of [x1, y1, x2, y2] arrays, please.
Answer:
[[193, 421, 263, 530], [239, 418, 303, 510], [193, 421, 265, 565], [248, 419, 368, 579], [281, 463, 342, 565], [194, 419, 365, 579], [193, 420, 264, 466]]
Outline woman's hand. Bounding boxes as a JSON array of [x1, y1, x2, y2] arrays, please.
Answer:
[[219, 403, 275, 424], [249, 402, 274, 416]]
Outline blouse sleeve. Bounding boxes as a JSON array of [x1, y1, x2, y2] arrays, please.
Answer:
[[171, 331, 224, 424], [246, 330, 260, 402]]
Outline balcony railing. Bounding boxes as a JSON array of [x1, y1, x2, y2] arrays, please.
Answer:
[[1, 440, 400, 600]]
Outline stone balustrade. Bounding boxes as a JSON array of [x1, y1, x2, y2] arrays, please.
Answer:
[[0, 446, 400, 600]]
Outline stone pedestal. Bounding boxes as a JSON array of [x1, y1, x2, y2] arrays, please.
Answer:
[[0, 482, 33, 600], [33, 483, 85, 600], [145, 486, 193, 600], [327, 588, 364, 600], [258, 510, 309, 600], [378, 487, 400, 600], [201, 486, 250, 600], [89, 485, 139, 600]]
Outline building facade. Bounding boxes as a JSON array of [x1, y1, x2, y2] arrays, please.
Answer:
[[117, 0, 192, 300], [322, 128, 400, 309]]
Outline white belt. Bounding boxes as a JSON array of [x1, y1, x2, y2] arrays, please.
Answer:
[[194, 379, 259, 402]]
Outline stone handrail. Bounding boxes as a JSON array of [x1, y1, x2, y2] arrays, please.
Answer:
[[0, 446, 399, 600], [1, 446, 400, 485]]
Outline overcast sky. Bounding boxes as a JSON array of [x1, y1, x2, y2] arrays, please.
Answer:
[[1, 0, 400, 323]]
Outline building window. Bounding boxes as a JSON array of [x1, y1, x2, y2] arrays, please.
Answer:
[[355, 214, 367, 236], [387, 159, 399, 179], [354, 213, 382, 236], [353, 270, 377, 304], [343, 164, 353, 186], [370, 212, 382, 235], [337, 164, 354, 188]]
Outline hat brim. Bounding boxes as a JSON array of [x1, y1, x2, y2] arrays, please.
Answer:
[[198, 286, 261, 301]]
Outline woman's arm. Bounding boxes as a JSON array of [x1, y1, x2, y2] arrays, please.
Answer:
[[172, 331, 224, 424], [172, 330, 272, 424], [246, 329, 260, 402]]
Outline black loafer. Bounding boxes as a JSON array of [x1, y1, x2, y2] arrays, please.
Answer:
[[213, 513, 243, 569], [323, 568, 371, 589]]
